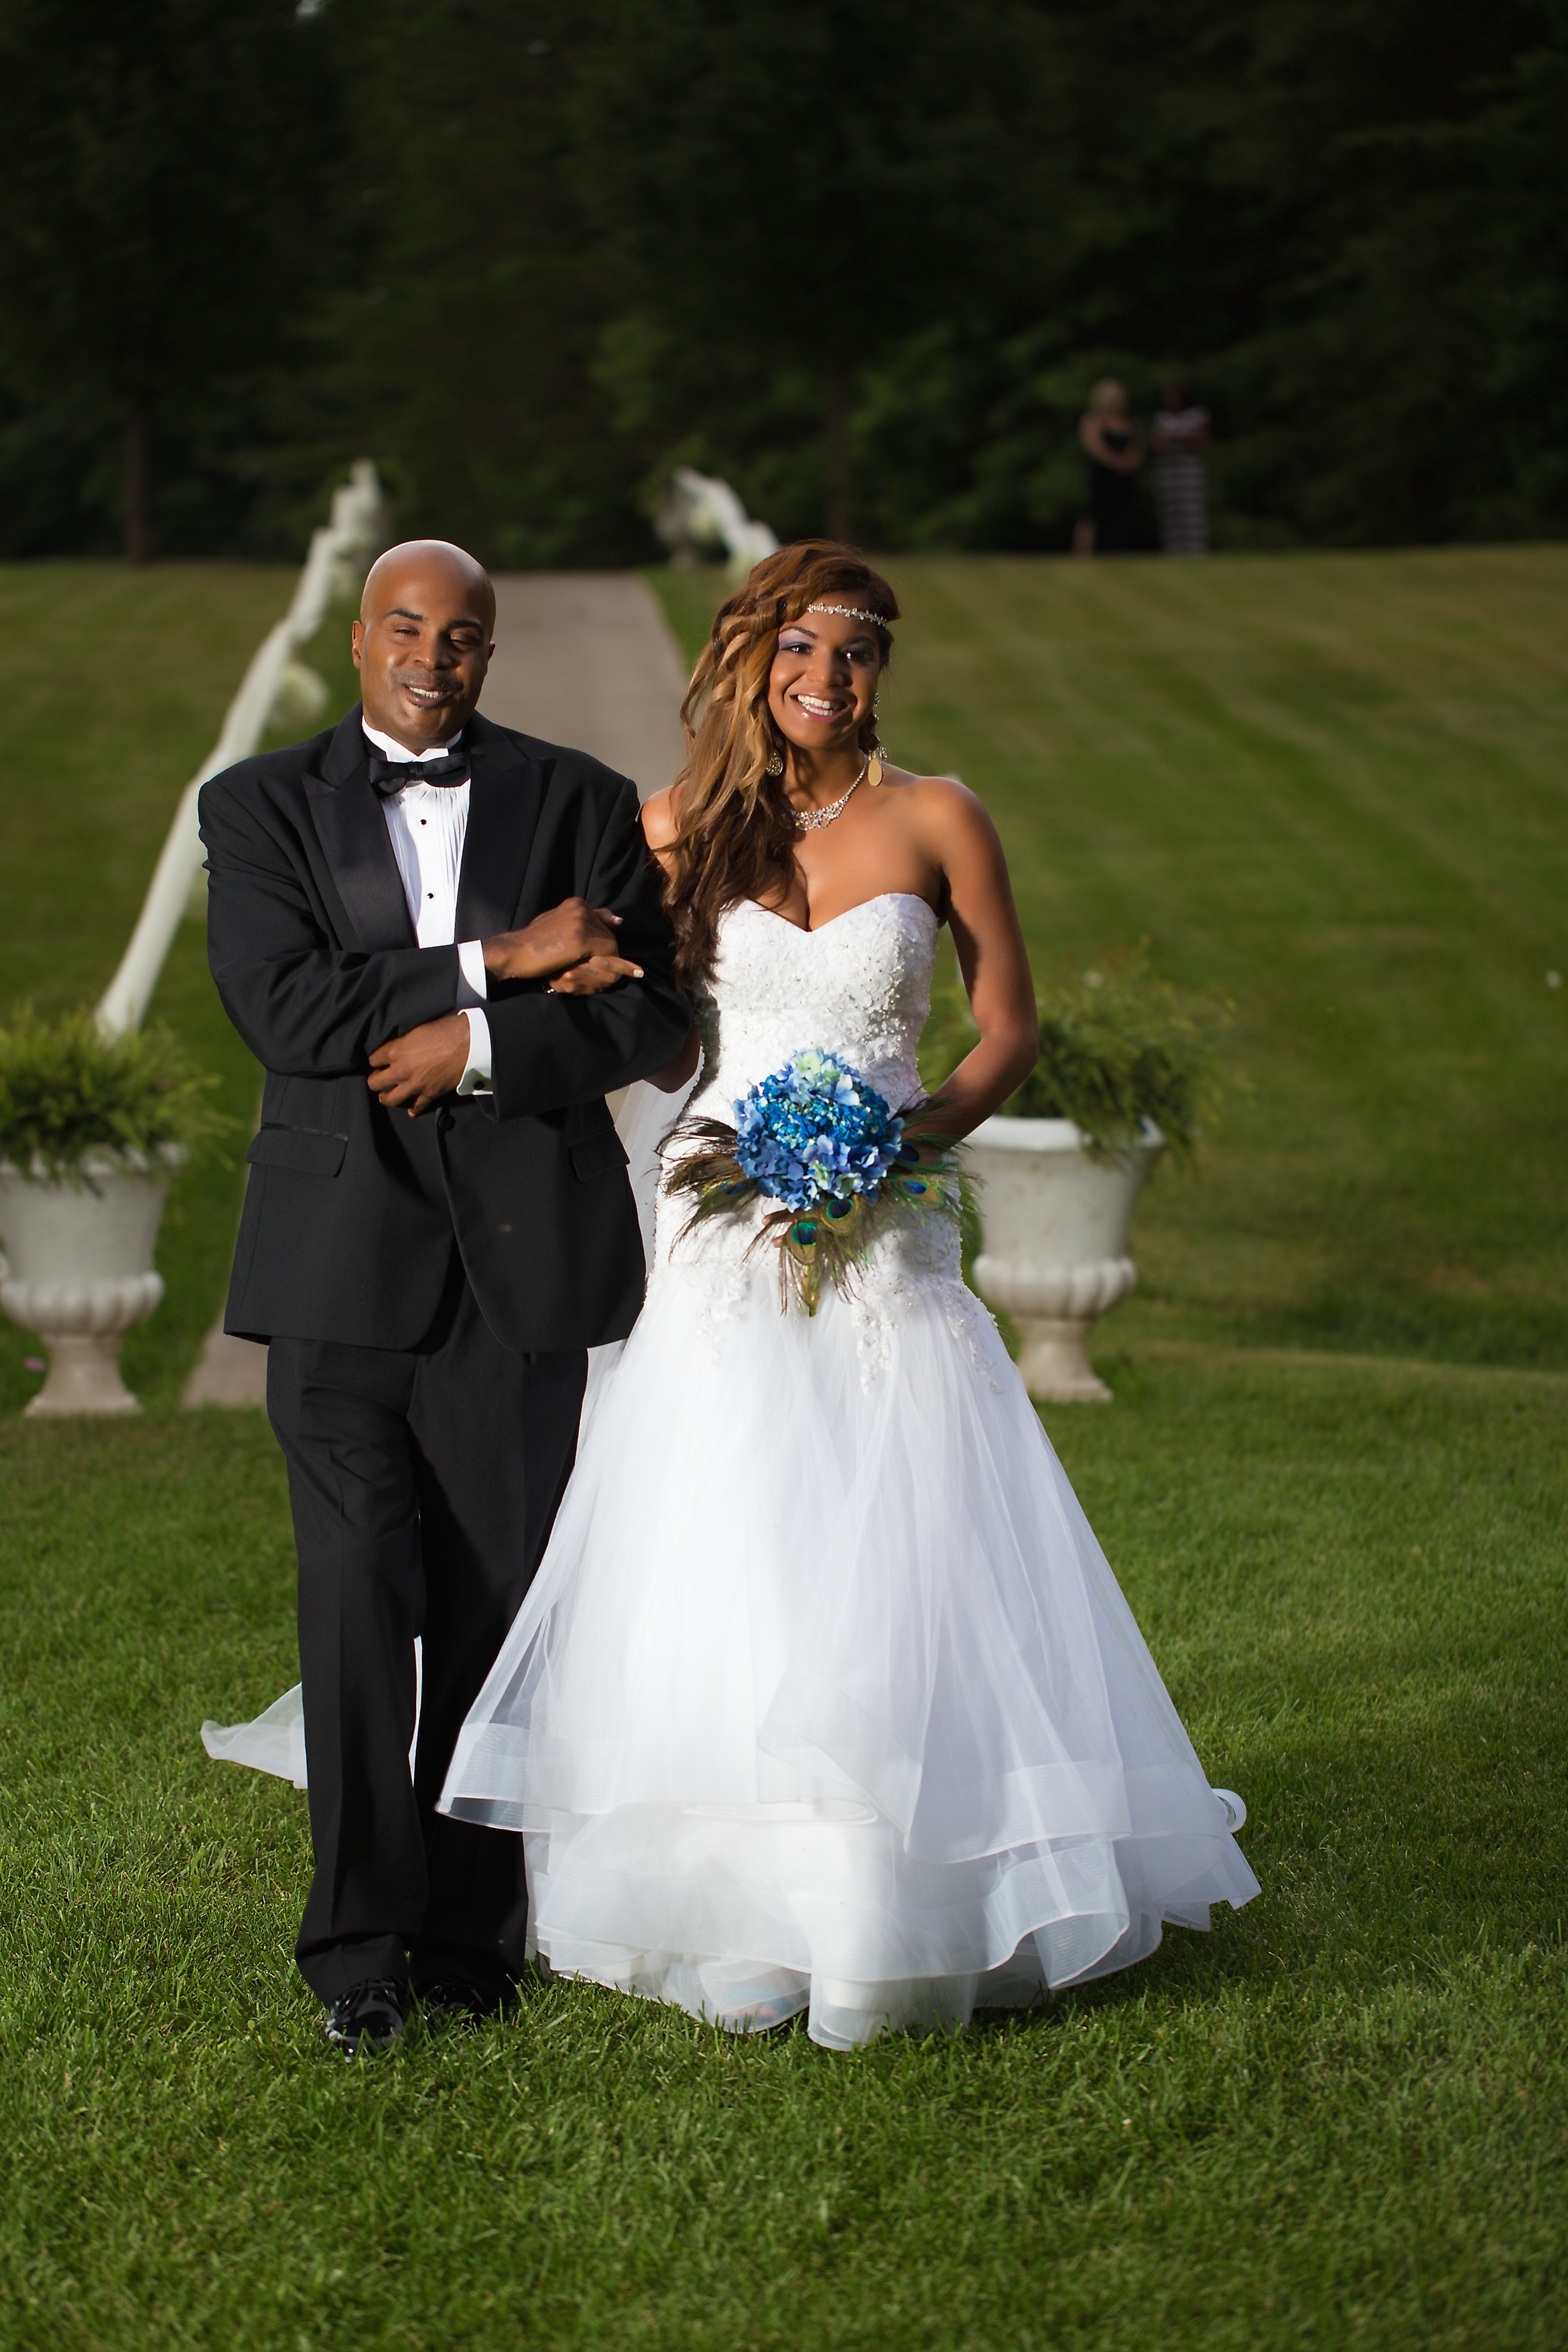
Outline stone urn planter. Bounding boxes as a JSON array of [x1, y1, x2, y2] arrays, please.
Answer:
[[968, 1116, 1163, 1402], [0, 1145, 183, 1414]]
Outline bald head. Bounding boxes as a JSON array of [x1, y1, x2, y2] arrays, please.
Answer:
[[360, 538, 496, 633], [352, 538, 495, 752]]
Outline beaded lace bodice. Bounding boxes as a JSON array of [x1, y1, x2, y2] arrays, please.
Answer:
[[657, 893, 994, 1372], [686, 893, 937, 1125]]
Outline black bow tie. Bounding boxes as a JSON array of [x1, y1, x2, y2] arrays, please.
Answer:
[[366, 745, 469, 795]]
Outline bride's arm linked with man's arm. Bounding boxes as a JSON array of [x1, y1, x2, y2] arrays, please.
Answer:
[[202, 764, 689, 1121], [472, 782, 690, 1116]]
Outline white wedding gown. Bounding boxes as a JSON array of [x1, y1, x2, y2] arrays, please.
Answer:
[[206, 894, 1257, 2043], [433, 893, 1258, 2047]]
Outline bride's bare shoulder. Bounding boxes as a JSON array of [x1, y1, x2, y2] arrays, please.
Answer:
[[880, 761, 974, 797], [881, 765, 994, 836], [641, 786, 682, 853]]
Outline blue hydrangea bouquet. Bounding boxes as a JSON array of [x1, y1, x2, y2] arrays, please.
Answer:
[[665, 1048, 962, 1313]]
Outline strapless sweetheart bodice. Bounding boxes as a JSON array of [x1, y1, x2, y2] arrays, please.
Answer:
[[686, 892, 939, 1125]]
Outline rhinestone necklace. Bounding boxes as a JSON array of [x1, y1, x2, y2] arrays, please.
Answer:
[[791, 759, 868, 834]]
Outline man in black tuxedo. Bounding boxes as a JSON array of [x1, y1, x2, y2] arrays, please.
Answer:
[[200, 540, 689, 2054]]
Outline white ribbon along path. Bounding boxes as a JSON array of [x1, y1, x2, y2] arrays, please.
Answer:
[[94, 461, 386, 1039]]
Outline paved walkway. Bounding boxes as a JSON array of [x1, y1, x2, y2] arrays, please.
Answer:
[[484, 572, 688, 798], [181, 573, 691, 1408]]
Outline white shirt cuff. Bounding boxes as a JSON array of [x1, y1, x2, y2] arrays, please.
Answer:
[[456, 1006, 493, 1095], [456, 939, 488, 1006]]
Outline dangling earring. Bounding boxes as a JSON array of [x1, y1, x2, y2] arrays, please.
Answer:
[[765, 746, 784, 777], [867, 693, 887, 788]]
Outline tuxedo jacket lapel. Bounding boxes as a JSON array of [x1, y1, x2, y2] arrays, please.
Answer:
[[305, 708, 416, 952], [456, 714, 546, 941]]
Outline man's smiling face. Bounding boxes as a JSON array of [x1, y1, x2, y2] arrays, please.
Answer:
[[351, 541, 496, 752]]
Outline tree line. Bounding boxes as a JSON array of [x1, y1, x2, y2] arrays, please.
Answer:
[[0, 0, 1562, 566]]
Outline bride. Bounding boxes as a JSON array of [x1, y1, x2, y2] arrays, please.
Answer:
[[433, 542, 1258, 2048]]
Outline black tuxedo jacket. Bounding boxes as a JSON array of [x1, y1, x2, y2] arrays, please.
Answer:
[[200, 706, 690, 1352]]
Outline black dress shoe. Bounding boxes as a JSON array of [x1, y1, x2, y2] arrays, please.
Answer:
[[323, 1978, 409, 2058], [418, 1975, 513, 2030]]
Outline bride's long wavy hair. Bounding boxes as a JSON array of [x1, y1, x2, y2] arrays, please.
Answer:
[[664, 541, 901, 984]]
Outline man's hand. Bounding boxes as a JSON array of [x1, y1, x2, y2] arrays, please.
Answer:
[[482, 898, 644, 986], [368, 1014, 470, 1116]]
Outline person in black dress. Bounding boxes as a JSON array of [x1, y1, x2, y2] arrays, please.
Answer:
[[1074, 379, 1145, 556]]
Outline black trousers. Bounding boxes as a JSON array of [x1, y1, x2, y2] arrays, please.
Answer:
[[267, 1255, 586, 2004]]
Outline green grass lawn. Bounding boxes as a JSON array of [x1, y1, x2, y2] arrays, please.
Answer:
[[1, 554, 1565, 2350], [3, 1360, 1563, 2350]]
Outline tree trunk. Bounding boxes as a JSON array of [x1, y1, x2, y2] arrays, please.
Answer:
[[121, 412, 152, 565], [823, 358, 850, 543]]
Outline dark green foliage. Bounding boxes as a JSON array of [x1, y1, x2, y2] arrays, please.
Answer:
[[1, 2, 1566, 559], [310, 0, 652, 569], [0, 1009, 232, 1181], [0, 0, 348, 560]]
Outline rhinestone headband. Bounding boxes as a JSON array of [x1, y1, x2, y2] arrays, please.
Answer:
[[805, 602, 893, 633]]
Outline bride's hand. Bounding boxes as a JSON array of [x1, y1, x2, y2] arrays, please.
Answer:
[[482, 899, 642, 985], [545, 953, 644, 997]]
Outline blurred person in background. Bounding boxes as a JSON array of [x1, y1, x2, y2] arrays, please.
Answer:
[[1073, 379, 1144, 556], [1153, 381, 1212, 555]]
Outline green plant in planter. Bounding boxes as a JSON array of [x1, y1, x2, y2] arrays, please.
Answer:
[[0, 1006, 233, 1183], [920, 943, 1232, 1164]]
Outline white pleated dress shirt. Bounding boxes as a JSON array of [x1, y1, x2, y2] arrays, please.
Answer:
[[363, 721, 493, 1094]]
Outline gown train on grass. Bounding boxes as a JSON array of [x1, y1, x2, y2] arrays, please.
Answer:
[[436, 893, 1259, 2047]]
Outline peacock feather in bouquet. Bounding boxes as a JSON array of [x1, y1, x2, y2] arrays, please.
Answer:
[[663, 1048, 963, 1314]]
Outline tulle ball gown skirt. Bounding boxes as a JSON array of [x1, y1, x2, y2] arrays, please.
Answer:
[[440, 1205, 1259, 2052]]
